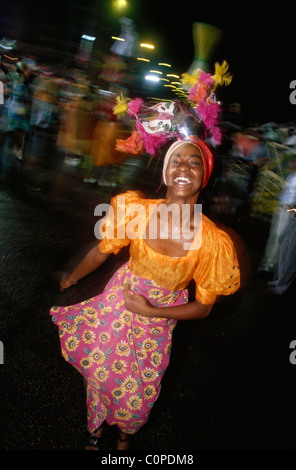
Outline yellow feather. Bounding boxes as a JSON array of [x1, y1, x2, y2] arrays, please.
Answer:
[[180, 69, 200, 87], [113, 93, 130, 117], [213, 61, 233, 89]]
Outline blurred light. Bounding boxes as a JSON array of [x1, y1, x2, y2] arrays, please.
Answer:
[[137, 58, 150, 62], [140, 43, 155, 49], [3, 55, 18, 60], [0, 44, 13, 50], [113, 0, 128, 10], [179, 125, 189, 137], [149, 70, 162, 74], [171, 81, 181, 85], [160, 78, 170, 82], [145, 75, 160, 82], [166, 74, 179, 78], [98, 89, 115, 96], [81, 35, 96, 41], [147, 97, 174, 102], [111, 36, 125, 41], [158, 63, 171, 67], [0, 38, 17, 51], [164, 84, 176, 88]]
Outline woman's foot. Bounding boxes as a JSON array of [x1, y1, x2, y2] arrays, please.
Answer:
[[117, 430, 131, 450], [85, 423, 105, 450]]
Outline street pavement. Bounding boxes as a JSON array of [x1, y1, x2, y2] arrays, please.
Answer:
[[0, 127, 296, 455]]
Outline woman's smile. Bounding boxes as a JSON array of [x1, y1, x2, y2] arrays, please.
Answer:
[[173, 176, 192, 185]]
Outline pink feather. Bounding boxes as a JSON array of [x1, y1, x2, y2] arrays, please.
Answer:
[[127, 98, 144, 116], [197, 101, 221, 129]]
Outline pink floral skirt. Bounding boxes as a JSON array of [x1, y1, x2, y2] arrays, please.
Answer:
[[50, 263, 188, 434]]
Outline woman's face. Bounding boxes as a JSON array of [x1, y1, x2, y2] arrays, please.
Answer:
[[165, 143, 204, 197]]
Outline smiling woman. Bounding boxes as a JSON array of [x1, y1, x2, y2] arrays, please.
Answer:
[[50, 63, 240, 451]]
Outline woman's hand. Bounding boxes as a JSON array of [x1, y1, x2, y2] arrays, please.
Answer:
[[123, 284, 154, 317], [59, 272, 78, 292], [123, 284, 213, 321]]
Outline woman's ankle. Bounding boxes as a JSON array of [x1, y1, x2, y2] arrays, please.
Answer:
[[117, 430, 130, 450]]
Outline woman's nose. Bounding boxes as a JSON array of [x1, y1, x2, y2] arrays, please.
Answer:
[[176, 161, 190, 171]]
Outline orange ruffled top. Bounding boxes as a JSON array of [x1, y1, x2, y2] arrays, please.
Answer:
[[98, 191, 240, 305]]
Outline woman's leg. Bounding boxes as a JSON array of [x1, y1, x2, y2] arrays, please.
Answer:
[[85, 422, 105, 450], [117, 428, 131, 450]]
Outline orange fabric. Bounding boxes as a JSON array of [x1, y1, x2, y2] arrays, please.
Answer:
[[98, 191, 240, 305], [90, 120, 128, 167], [33, 76, 58, 104], [57, 97, 96, 155]]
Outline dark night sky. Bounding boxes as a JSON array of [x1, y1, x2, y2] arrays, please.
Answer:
[[1, 0, 295, 123]]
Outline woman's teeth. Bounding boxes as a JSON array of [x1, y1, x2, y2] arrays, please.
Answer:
[[174, 176, 191, 184]]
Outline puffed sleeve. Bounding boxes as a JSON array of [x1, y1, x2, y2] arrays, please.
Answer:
[[98, 190, 145, 255], [193, 223, 240, 305]]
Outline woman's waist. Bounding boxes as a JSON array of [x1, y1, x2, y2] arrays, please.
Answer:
[[127, 258, 191, 293], [109, 262, 188, 306], [126, 263, 189, 310]]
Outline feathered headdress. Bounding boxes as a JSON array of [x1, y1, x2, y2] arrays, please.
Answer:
[[113, 61, 232, 156]]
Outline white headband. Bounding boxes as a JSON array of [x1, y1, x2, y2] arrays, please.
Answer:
[[162, 141, 188, 185]]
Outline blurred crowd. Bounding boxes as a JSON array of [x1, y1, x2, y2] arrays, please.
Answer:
[[209, 103, 296, 294], [0, 56, 135, 186], [209, 103, 296, 223]]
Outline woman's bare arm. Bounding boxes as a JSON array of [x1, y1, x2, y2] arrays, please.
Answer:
[[60, 245, 110, 291]]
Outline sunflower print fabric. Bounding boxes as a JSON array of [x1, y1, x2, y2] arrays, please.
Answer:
[[50, 263, 188, 434]]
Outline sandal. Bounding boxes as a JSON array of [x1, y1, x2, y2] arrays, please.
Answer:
[[85, 424, 105, 450], [86, 434, 101, 450]]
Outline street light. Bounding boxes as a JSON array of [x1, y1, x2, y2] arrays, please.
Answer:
[[112, 0, 128, 11], [81, 35, 96, 42], [140, 43, 155, 50], [111, 36, 125, 42], [149, 70, 162, 75], [145, 75, 160, 82]]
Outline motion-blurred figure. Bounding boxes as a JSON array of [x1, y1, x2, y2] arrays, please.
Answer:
[[6, 61, 32, 160], [231, 131, 270, 205], [259, 159, 296, 272], [110, 17, 139, 58], [265, 208, 296, 294], [84, 95, 128, 185], [30, 68, 58, 130], [57, 81, 96, 166]]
